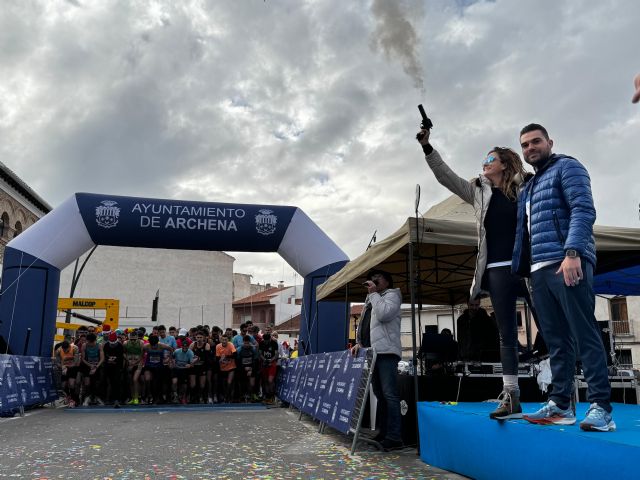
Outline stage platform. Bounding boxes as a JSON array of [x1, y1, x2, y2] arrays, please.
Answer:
[[418, 402, 640, 480]]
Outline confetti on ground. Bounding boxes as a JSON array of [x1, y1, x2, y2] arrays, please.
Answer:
[[0, 406, 467, 479]]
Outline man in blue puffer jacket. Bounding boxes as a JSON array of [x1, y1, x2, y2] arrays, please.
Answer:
[[512, 124, 614, 432]]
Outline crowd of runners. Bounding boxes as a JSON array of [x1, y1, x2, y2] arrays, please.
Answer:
[[53, 321, 293, 407]]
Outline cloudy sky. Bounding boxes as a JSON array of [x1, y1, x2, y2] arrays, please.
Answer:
[[2, 0, 639, 286]]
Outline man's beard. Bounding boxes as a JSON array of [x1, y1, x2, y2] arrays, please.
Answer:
[[528, 151, 551, 170]]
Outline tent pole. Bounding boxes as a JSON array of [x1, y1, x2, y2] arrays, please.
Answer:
[[408, 242, 420, 452], [524, 301, 532, 351], [345, 283, 351, 347], [414, 208, 424, 377], [406, 251, 422, 375], [451, 304, 456, 339]]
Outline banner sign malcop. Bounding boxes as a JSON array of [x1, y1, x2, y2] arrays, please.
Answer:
[[75, 193, 298, 252], [0, 355, 58, 414], [276, 348, 369, 434]]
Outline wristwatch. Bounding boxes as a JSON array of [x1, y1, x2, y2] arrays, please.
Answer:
[[565, 249, 579, 258]]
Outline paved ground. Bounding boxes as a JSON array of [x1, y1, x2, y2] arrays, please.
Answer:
[[0, 404, 467, 480]]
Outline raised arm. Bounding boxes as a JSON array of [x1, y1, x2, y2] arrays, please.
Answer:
[[417, 129, 476, 204]]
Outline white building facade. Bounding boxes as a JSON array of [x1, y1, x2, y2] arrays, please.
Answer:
[[58, 246, 235, 331]]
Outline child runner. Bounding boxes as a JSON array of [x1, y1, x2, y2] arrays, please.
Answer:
[[216, 334, 236, 403], [208, 327, 222, 403], [56, 340, 79, 407], [80, 333, 104, 406], [259, 333, 280, 404], [190, 331, 211, 404], [103, 331, 125, 407], [238, 335, 259, 402], [123, 330, 144, 405], [171, 341, 196, 404], [141, 335, 172, 404]]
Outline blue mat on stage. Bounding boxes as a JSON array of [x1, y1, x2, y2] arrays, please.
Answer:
[[418, 402, 640, 480]]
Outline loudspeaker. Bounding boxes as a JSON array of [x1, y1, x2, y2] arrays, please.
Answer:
[[419, 332, 458, 364], [424, 325, 438, 335]]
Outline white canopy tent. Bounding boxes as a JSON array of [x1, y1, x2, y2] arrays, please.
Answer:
[[317, 193, 640, 305]]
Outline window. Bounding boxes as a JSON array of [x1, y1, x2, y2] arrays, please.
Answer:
[[437, 314, 454, 335], [13, 221, 22, 238], [610, 297, 630, 335], [611, 297, 628, 320], [616, 349, 633, 369], [0, 212, 9, 238]]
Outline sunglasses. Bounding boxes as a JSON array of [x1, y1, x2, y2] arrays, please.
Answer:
[[483, 155, 498, 165]]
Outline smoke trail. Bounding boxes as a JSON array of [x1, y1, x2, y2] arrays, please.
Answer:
[[370, 0, 424, 94]]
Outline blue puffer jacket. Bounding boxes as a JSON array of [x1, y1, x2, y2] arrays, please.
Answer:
[[512, 153, 597, 276]]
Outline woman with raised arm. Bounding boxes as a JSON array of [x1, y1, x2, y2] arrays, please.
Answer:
[[416, 128, 541, 420]]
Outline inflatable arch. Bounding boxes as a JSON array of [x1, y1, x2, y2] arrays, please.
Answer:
[[0, 193, 348, 356]]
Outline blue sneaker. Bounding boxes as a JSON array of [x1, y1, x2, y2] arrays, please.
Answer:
[[523, 400, 576, 425], [579, 403, 616, 432]]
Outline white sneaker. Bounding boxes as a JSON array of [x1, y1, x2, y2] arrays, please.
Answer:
[[580, 403, 616, 432], [82, 397, 91, 406], [524, 400, 576, 425], [207, 397, 214, 404], [95, 397, 105, 406]]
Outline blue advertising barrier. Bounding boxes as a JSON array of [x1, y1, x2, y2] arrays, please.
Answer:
[[276, 348, 374, 437], [0, 354, 59, 415]]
